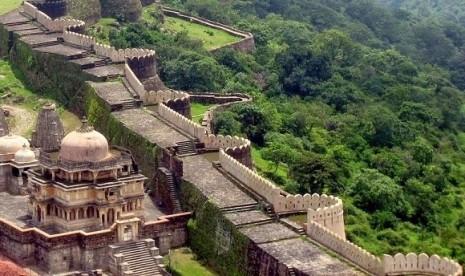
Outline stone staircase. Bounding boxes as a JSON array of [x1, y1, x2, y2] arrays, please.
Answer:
[[266, 204, 277, 220], [289, 267, 296, 276], [221, 202, 258, 213], [109, 239, 163, 276], [160, 167, 182, 213], [175, 140, 196, 156]]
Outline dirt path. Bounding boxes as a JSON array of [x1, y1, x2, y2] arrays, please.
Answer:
[[2, 105, 37, 137]]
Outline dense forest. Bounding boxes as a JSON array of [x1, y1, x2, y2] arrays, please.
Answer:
[[98, 0, 465, 263], [376, 0, 465, 26]]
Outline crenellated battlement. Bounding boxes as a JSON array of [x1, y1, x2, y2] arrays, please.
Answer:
[[384, 253, 463, 276]]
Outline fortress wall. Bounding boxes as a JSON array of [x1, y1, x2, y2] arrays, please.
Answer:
[[219, 149, 344, 230], [23, 2, 38, 18], [307, 220, 383, 275], [307, 198, 345, 239], [383, 253, 463, 276], [124, 64, 147, 101], [0, 213, 189, 273], [63, 31, 95, 48], [24, 2, 85, 33]]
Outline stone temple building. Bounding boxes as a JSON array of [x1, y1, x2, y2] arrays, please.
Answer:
[[27, 117, 147, 232], [0, 134, 39, 195], [31, 102, 64, 151]]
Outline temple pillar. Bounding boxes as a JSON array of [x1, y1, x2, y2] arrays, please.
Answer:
[[92, 171, 98, 183], [78, 171, 82, 182]]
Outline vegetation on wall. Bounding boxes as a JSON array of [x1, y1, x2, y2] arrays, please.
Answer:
[[181, 179, 249, 275]]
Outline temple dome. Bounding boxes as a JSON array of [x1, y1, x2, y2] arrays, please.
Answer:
[[0, 134, 30, 155], [14, 144, 36, 163], [60, 118, 109, 162]]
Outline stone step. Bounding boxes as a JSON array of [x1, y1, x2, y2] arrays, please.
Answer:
[[30, 40, 60, 48], [221, 204, 258, 213], [236, 218, 274, 228]]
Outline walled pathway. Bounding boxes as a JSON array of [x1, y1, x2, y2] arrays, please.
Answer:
[[0, 7, 363, 275]]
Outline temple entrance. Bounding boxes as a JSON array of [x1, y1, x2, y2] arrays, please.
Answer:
[[123, 225, 133, 241], [116, 218, 141, 242]]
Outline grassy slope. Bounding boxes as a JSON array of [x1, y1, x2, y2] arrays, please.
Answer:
[[163, 16, 241, 51], [0, 60, 80, 136], [0, 0, 22, 15], [190, 102, 215, 124], [164, 248, 217, 276]]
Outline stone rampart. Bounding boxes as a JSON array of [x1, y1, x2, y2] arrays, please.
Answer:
[[24, 2, 85, 33], [124, 64, 146, 101], [307, 221, 463, 276], [162, 7, 255, 53], [307, 221, 384, 275], [384, 253, 463, 276], [219, 149, 344, 232], [158, 104, 253, 166], [158, 103, 204, 138]]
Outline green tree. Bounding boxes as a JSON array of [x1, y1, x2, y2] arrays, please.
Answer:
[[163, 51, 230, 92], [350, 169, 406, 214]]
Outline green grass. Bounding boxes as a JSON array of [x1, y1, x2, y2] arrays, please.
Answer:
[[0, 0, 22, 15], [287, 214, 307, 225], [163, 16, 241, 50], [88, 18, 117, 44], [190, 102, 215, 123], [164, 248, 217, 276], [251, 145, 289, 181], [0, 60, 81, 136]]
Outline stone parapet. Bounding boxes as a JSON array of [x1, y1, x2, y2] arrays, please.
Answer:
[[219, 149, 344, 217], [384, 253, 463, 276], [307, 220, 383, 275], [307, 220, 463, 276]]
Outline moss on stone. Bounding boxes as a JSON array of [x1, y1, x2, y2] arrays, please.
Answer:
[[181, 179, 249, 276]]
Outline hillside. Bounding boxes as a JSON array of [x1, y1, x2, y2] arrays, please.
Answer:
[[376, 0, 465, 26], [127, 0, 465, 264]]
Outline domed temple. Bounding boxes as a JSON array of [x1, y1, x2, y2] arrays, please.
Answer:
[[28, 117, 146, 232], [0, 133, 38, 195]]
